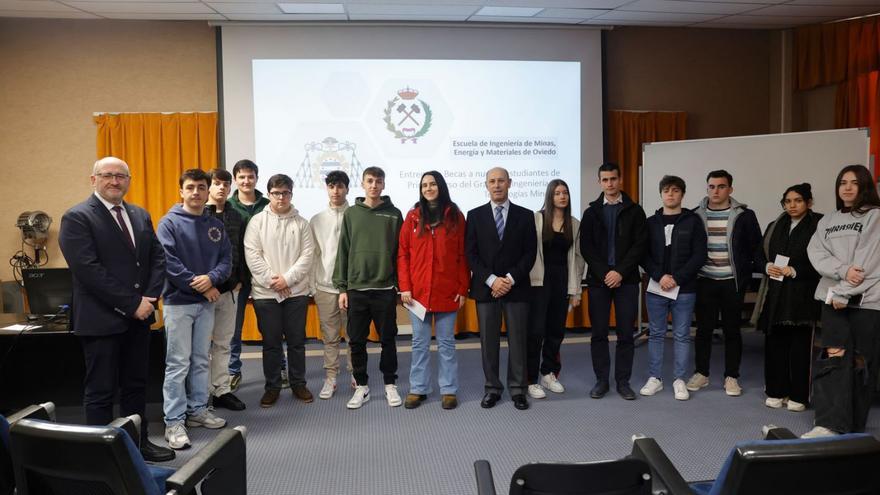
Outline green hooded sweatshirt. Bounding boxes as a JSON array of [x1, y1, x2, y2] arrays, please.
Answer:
[[333, 196, 403, 291]]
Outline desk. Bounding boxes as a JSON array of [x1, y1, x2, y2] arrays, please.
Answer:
[[0, 314, 166, 413]]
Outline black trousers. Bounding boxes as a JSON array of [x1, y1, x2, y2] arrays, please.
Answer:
[[694, 278, 746, 378], [813, 306, 880, 433], [527, 264, 569, 383], [476, 299, 529, 396], [253, 296, 307, 391], [347, 289, 398, 386], [587, 283, 638, 384], [764, 325, 813, 404], [79, 323, 151, 441]]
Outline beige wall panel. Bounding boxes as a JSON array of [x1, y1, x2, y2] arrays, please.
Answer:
[[0, 19, 216, 282]]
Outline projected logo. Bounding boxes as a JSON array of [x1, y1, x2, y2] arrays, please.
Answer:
[[293, 137, 365, 189], [383, 87, 432, 144]]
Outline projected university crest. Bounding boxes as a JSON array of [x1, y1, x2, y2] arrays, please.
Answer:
[[293, 137, 365, 189]]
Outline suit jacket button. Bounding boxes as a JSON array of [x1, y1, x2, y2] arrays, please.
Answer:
[[134, 283, 140, 289], [136, 262, 140, 267]]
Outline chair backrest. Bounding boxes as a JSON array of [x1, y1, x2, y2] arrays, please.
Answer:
[[509, 458, 652, 495], [0, 403, 54, 495], [711, 433, 880, 495], [9, 419, 162, 495]]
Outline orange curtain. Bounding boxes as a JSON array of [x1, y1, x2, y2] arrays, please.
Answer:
[[94, 112, 219, 224], [607, 110, 688, 200], [836, 71, 880, 172], [794, 16, 880, 91]]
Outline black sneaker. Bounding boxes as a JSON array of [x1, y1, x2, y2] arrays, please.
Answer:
[[213, 392, 246, 411]]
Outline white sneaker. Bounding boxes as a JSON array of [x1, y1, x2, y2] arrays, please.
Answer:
[[164, 423, 191, 450], [319, 377, 337, 400], [787, 399, 806, 412], [801, 426, 838, 438], [385, 384, 402, 407], [639, 377, 663, 396], [347, 385, 370, 409], [686, 372, 709, 392], [540, 373, 565, 393], [673, 379, 690, 401], [528, 384, 547, 399], [185, 410, 226, 429], [765, 397, 785, 409], [724, 377, 742, 397]]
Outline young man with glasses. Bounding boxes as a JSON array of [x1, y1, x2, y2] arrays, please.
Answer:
[[243, 174, 316, 408]]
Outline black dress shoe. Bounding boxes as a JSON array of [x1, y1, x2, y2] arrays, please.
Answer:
[[617, 382, 637, 400], [141, 439, 175, 462], [213, 392, 247, 411], [512, 394, 529, 410], [480, 393, 501, 409], [590, 381, 610, 399]]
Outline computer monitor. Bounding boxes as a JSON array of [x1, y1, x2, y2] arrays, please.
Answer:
[[22, 268, 73, 316]]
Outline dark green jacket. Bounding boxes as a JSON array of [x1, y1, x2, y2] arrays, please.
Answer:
[[227, 189, 269, 221], [333, 197, 403, 291]]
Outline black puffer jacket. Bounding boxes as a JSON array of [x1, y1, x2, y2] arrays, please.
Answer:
[[579, 192, 647, 287]]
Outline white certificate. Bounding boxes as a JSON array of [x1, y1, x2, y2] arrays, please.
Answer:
[[647, 278, 680, 300], [771, 254, 790, 282], [403, 298, 427, 321]]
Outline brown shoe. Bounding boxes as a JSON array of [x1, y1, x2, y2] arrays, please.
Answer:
[[260, 389, 280, 408], [404, 394, 427, 409], [441, 394, 458, 410], [292, 384, 314, 403]]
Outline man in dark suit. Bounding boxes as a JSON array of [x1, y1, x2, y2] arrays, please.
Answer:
[[58, 156, 174, 462], [580, 162, 648, 401], [465, 167, 537, 410]]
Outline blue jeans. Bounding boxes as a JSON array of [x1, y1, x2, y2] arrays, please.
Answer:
[[645, 292, 696, 381], [228, 284, 249, 375], [163, 302, 214, 425], [408, 311, 458, 395]]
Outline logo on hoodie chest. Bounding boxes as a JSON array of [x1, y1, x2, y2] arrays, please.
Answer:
[[824, 222, 862, 239], [208, 226, 223, 243]]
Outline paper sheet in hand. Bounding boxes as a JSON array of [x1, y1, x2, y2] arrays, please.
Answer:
[[770, 254, 790, 281], [647, 278, 680, 300], [1, 324, 42, 332], [404, 299, 427, 321]]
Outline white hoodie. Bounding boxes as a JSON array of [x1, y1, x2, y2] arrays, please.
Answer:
[[309, 202, 349, 294], [244, 206, 315, 301]]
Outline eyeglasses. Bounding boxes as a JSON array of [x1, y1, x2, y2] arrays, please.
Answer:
[[95, 172, 130, 181], [269, 191, 292, 199]]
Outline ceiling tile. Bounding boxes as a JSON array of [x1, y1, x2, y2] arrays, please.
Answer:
[[100, 11, 226, 18], [691, 22, 788, 29], [536, 8, 608, 19], [469, 14, 583, 22], [0, 0, 81, 12], [620, 0, 766, 15], [223, 12, 346, 19], [206, 2, 280, 14], [581, 17, 689, 26], [348, 13, 471, 20], [346, 3, 478, 15], [0, 10, 101, 17], [593, 9, 721, 22], [486, 0, 631, 7], [474, 6, 542, 16], [787, 0, 880, 5], [703, 13, 836, 25], [747, 4, 879, 17], [277, 2, 343, 13], [66, 1, 215, 12]]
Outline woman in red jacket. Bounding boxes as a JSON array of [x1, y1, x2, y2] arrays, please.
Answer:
[[398, 171, 469, 410]]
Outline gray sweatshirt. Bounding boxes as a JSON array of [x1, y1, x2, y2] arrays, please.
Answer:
[[807, 207, 880, 311]]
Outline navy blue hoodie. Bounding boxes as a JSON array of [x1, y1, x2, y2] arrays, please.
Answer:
[[157, 204, 232, 305]]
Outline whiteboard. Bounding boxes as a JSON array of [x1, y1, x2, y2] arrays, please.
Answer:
[[641, 128, 871, 230]]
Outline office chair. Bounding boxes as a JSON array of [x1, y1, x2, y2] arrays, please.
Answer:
[[630, 427, 880, 495], [9, 414, 247, 495], [0, 402, 55, 495], [474, 457, 652, 495]]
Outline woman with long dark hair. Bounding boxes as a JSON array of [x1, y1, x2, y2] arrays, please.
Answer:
[[804, 165, 880, 437], [398, 171, 469, 410], [752, 183, 822, 412], [525, 179, 584, 399]]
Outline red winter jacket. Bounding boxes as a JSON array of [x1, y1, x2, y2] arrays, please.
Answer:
[[397, 206, 470, 313]]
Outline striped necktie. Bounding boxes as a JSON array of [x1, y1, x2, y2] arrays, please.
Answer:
[[494, 205, 505, 240]]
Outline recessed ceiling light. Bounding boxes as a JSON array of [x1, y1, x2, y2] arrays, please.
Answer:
[[277, 3, 344, 14], [474, 6, 543, 17]]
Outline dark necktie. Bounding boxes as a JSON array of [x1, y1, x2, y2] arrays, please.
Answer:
[[112, 205, 135, 251], [494, 205, 505, 240]]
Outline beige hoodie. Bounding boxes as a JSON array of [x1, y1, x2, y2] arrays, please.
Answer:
[[244, 205, 315, 301]]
